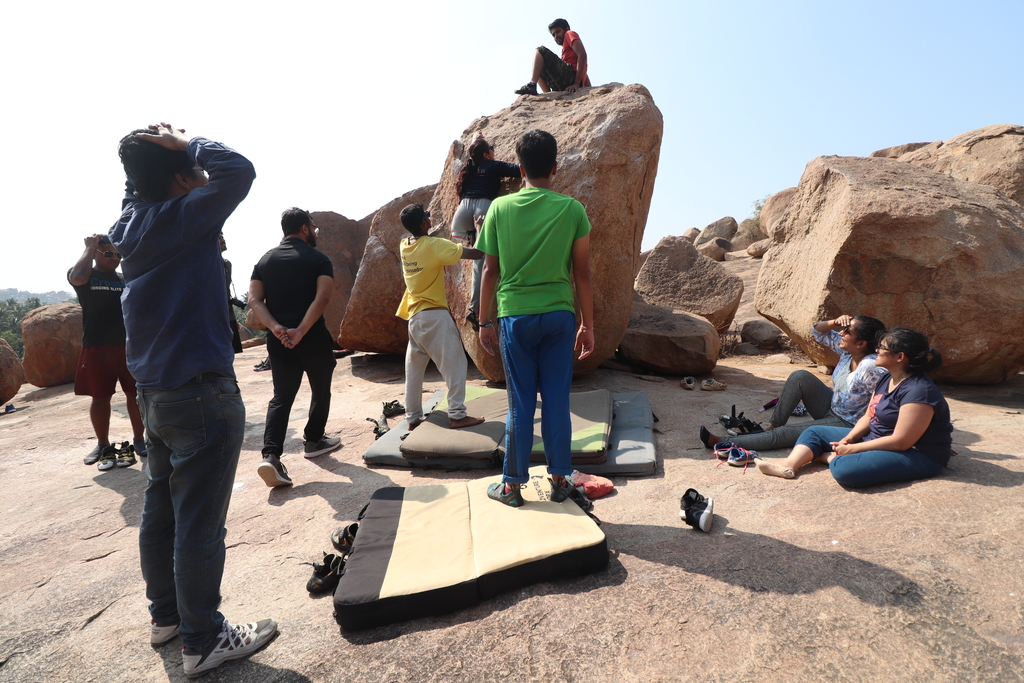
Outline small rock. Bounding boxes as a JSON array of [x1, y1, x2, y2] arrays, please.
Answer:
[[763, 353, 792, 364], [733, 343, 760, 355]]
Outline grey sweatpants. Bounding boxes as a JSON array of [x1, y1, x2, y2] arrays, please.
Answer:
[[452, 197, 492, 316], [404, 308, 468, 422], [730, 369, 852, 452]]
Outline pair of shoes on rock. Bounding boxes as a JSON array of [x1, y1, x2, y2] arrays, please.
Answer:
[[701, 378, 727, 391], [303, 435, 341, 459], [181, 618, 278, 678], [514, 81, 539, 96], [306, 551, 346, 594], [258, 455, 292, 487], [680, 376, 696, 390], [713, 442, 758, 471], [680, 488, 714, 532], [96, 444, 120, 471], [330, 522, 358, 556], [487, 482, 525, 508]]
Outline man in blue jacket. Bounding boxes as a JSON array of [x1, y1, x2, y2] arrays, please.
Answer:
[[110, 123, 276, 678]]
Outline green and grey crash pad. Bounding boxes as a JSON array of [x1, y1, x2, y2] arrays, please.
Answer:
[[528, 389, 613, 465], [363, 389, 656, 476], [332, 466, 608, 631]]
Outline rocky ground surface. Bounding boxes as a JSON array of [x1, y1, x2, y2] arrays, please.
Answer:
[[2, 258, 1022, 683]]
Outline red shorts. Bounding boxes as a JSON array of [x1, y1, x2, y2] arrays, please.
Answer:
[[73, 345, 138, 398]]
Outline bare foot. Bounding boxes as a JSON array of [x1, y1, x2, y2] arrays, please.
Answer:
[[765, 424, 777, 432], [755, 458, 795, 479], [407, 418, 426, 431], [449, 415, 485, 429]]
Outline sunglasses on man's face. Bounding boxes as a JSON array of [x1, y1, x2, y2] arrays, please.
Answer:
[[97, 250, 122, 259]]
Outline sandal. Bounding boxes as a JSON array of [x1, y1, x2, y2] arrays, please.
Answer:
[[701, 378, 727, 391], [382, 400, 405, 418], [680, 376, 696, 390], [330, 522, 358, 556]]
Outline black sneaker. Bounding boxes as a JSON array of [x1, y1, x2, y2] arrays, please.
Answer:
[[487, 482, 525, 508], [514, 81, 538, 96], [96, 445, 119, 471], [680, 488, 714, 532], [330, 522, 358, 555], [302, 436, 341, 459], [84, 444, 104, 465], [306, 552, 345, 594], [253, 357, 272, 372], [257, 456, 292, 487], [181, 618, 277, 678]]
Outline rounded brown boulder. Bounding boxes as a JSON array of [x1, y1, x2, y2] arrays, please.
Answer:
[[0, 338, 25, 404], [635, 235, 743, 334], [21, 303, 83, 388], [617, 297, 719, 375]]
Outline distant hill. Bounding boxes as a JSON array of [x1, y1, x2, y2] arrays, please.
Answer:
[[0, 288, 75, 305]]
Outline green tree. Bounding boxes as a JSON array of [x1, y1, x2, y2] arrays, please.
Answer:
[[0, 297, 43, 357], [750, 195, 770, 232]]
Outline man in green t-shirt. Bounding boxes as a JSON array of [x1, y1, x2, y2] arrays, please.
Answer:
[[476, 129, 594, 507]]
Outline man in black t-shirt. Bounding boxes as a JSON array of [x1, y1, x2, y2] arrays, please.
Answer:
[[248, 208, 339, 487], [68, 234, 147, 470]]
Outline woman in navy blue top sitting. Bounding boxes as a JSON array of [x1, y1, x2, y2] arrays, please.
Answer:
[[756, 327, 953, 488], [450, 137, 521, 329]]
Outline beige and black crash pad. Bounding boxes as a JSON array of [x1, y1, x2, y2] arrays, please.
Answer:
[[332, 466, 608, 631]]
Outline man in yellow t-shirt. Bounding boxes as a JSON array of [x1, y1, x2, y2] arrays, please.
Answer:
[[396, 204, 485, 430]]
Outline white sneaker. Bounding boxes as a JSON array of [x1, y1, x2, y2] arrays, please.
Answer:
[[150, 620, 180, 645], [182, 618, 277, 678]]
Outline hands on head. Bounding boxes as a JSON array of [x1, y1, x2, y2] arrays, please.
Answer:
[[84, 234, 105, 250], [135, 122, 190, 151], [831, 314, 854, 330]]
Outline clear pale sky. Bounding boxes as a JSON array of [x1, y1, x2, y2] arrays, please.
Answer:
[[3, 0, 1021, 293]]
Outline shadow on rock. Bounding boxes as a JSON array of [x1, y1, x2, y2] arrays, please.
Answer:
[[92, 467, 147, 527], [603, 519, 923, 609], [340, 551, 628, 645], [348, 354, 405, 384], [266, 461, 395, 520], [152, 633, 310, 682], [941, 448, 1024, 486]]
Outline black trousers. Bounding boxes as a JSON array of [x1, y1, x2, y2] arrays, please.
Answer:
[[262, 324, 336, 457]]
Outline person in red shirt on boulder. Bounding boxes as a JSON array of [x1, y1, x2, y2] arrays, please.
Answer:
[[515, 18, 591, 96]]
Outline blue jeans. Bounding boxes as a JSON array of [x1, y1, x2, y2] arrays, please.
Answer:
[[498, 310, 576, 484], [137, 374, 245, 649], [797, 426, 945, 488]]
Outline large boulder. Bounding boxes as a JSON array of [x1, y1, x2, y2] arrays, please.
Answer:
[[429, 83, 663, 381], [618, 296, 719, 375], [312, 211, 373, 342], [755, 155, 1024, 384], [897, 124, 1024, 207], [694, 216, 737, 247], [0, 338, 24, 404], [759, 187, 797, 238], [21, 303, 82, 387], [635, 236, 743, 334], [682, 227, 700, 243], [339, 185, 436, 355]]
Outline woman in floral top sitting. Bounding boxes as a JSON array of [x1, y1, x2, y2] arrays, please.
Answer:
[[699, 314, 886, 453]]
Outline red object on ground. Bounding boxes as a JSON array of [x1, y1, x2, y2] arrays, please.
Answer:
[[572, 471, 613, 498]]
